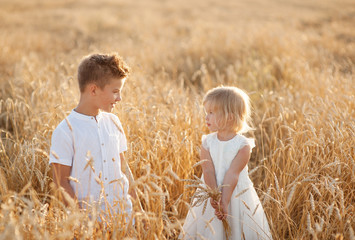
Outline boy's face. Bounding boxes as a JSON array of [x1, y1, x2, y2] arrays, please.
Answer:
[[95, 77, 125, 112]]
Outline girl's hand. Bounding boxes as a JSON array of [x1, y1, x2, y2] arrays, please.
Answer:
[[210, 198, 219, 209], [215, 201, 228, 220]]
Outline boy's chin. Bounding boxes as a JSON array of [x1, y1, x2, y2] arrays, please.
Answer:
[[100, 107, 113, 113]]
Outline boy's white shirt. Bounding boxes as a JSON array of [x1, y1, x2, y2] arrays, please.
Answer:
[[49, 110, 132, 214]]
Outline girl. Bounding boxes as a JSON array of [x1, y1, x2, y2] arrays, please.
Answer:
[[181, 86, 272, 239]]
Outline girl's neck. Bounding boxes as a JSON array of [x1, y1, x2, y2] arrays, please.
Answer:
[[216, 129, 238, 141]]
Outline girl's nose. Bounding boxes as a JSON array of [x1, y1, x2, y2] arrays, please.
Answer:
[[115, 95, 121, 102]]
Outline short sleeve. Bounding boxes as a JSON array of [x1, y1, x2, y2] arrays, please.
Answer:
[[239, 136, 255, 153], [110, 114, 127, 153], [201, 134, 209, 150], [118, 123, 127, 153], [49, 126, 74, 166]]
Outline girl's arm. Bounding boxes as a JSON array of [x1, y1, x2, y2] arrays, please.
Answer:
[[200, 146, 217, 190], [216, 145, 251, 220], [200, 146, 219, 209]]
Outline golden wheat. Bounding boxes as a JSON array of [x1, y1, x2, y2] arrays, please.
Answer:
[[185, 177, 232, 240], [0, 0, 354, 239]]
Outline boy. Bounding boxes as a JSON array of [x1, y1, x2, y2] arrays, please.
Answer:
[[49, 53, 138, 220]]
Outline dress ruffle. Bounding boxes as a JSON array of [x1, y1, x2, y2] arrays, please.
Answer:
[[201, 134, 209, 150], [238, 136, 256, 152]]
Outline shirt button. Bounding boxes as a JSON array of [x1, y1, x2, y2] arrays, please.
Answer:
[[101, 143, 104, 146], [106, 194, 108, 197], [104, 160, 106, 163], [105, 177, 107, 180]]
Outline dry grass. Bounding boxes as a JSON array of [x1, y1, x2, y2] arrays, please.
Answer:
[[0, 0, 354, 239]]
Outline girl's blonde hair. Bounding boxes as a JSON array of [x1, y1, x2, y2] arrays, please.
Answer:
[[203, 86, 252, 133]]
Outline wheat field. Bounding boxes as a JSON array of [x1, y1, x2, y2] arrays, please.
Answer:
[[0, 0, 354, 239]]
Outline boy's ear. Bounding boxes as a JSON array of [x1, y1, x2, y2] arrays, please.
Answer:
[[88, 83, 98, 96]]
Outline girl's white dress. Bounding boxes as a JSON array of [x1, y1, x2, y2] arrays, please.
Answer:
[[181, 132, 272, 240]]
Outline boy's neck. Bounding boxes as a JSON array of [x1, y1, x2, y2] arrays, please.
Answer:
[[75, 96, 100, 117]]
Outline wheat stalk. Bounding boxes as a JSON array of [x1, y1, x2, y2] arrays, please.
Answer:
[[185, 178, 232, 240]]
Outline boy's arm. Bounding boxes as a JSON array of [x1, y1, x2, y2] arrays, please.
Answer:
[[120, 153, 143, 211], [120, 153, 149, 229], [52, 163, 78, 206]]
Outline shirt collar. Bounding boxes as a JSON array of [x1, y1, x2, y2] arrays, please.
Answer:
[[71, 109, 103, 122]]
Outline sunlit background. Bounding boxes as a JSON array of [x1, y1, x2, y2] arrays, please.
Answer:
[[0, 0, 354, 239]]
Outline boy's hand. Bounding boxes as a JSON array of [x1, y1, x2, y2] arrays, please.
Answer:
[[141, 210, 150, 230], [142, 218, 150, 230]]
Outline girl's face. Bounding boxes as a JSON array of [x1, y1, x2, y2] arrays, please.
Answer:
[[204, 104, 222, 132]]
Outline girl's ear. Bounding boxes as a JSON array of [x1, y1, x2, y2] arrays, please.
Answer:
[[227, 113, 234, 121]]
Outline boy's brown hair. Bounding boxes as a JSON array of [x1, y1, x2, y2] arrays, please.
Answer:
[[78, 53, 130, 92]]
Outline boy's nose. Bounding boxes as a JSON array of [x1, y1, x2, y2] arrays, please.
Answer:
[[115, 95, 121, 102]]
